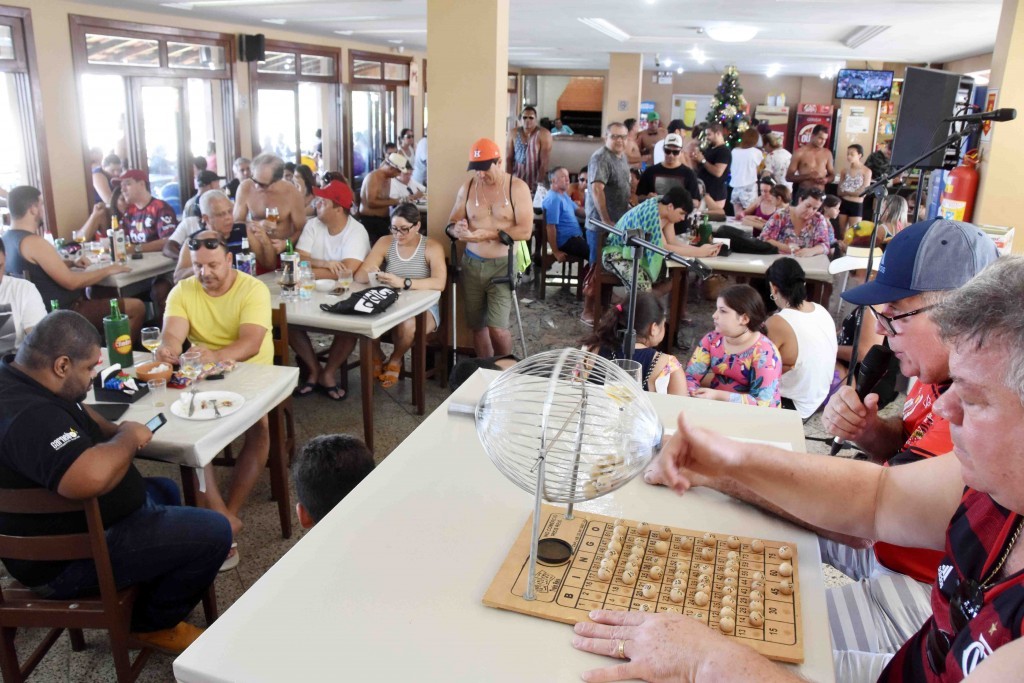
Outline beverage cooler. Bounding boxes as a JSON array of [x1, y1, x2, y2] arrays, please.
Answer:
[[754, 105, 789, 146]]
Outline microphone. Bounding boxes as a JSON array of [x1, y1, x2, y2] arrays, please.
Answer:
[[830, 344, 895, 456], [945, 108, 1017, 123]]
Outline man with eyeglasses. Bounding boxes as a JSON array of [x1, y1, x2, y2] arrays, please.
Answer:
[[171, 190, 248, 283], [582, 122, 631, 325], [636, 133, 700, 209], [644, 218, 999, 681], [506, 106, 552, 195], [358, 152, 409, 246], [233, 153, 307, 271], [589, 255, 1023, 683], [156, 229, 273, 558]]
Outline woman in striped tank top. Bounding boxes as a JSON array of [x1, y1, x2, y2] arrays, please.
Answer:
[[355, 204, 447, 387]]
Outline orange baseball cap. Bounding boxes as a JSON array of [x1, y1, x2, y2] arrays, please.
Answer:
[[467, 138, 501, 171]]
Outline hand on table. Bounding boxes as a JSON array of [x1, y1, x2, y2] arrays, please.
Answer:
[[795, 247, 822, 258], [153, 345, 180, 365], [117, 420, 153, 452], [189, 345, 219, 364], [821, 385, 881, 445], [104, 263, 132, 275], [573, 610, 755, 683], [692, 387, 731, 402], [324, 260, 345, 277], [696, 243, 722, 258]]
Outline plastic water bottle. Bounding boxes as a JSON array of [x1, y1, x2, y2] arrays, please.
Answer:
[[298, 261, 314, 300]]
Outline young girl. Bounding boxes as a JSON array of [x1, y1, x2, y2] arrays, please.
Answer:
[[837, 144, 872, 240], [685, 284, 782, 407], [582, 293, 686, 394]]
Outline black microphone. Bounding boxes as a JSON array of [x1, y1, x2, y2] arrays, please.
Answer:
[[945, 108, 1017, 123], [830, 344, 895, 456]]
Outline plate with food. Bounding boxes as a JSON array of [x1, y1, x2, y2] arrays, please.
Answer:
[[170, 390, 246, 421]]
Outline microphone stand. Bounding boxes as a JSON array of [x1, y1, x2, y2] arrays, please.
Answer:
[[844, 121, 981, 388], [588, 218, 712, 361]]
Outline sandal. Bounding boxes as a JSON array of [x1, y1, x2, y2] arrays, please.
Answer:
[[378, 360, 402, 388], [320, 384, 347, 401], [292, 381, 318, 398], [372, 352, 385, 378], [219, 543, 239, 572]]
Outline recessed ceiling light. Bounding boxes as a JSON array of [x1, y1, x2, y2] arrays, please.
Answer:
[[334, 30, 354, 35], [705, 24, 758, 43], [676, 66, 684, 74], [690, 46, 707, 64], [578, 18, 630, 42], [766, 63, 781, 78], [387, 39, 404, 44], [663, 57, 673, 67], [262, 18, 287, 25]]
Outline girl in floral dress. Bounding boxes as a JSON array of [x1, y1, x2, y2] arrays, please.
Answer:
[[685, 284, 783, 407]]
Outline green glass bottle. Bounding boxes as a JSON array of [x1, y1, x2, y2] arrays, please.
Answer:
[[103, 299, 133, 367], [49, 299, 60, 312], [698, 213, 713, 246]]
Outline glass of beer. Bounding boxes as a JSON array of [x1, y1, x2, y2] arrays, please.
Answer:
[[265, 207, 279, 238]]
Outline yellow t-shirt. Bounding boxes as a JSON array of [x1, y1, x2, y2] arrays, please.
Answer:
[[165, 272, 273, 366]]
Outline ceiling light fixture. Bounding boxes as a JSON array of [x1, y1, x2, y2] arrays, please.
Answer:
[[261, 18, 287, 25], [578, 18, 631, 42], [766, 63, 781, 78], [842, 25, 889, 49], [334, 30, 354, 35], [705, 24, 758, 43], [690, 46, 707, 64], [676, 66, 684, 74], [663, 57, 673, 67]]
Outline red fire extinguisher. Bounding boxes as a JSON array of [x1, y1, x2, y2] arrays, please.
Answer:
[[939, 150, 980, 222]]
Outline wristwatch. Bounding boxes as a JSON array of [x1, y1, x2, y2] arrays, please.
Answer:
[[403, 278, 412, 290]]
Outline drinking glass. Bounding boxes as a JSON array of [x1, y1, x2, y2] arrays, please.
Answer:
[[265, 207, 280, 238], [337, 267, 353, 293], [612, 359, 643, 384], [141, 327, 162, 361], [277, 267, 297, 300], [147, 378, 167, 408], [605, 358, 643, 405], [367, 269, 381, 287], [179, 350, 203, 401]]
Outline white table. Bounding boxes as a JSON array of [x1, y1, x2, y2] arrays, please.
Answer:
[[90, 252, 176, 296], [173, 370, 834, 683], [259, 274, 441, 452]]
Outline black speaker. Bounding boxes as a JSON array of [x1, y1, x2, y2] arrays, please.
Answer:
[[238, 34, 266, 63], [891, 67, 969, 170]]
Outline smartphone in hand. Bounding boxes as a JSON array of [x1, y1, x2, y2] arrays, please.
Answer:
[[146, 413, 167, 433]]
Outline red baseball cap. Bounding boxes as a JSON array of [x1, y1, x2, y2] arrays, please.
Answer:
[[467, 138, 501, 171], [312, 179, 354, 210], [118, 169, 149, 183]]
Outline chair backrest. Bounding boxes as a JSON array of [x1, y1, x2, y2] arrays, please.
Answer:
[[0, 489, 100, 563], [270, 303, 290, 367]]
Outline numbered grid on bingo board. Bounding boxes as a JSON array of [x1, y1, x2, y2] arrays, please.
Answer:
[[483, 505, 803, 664]]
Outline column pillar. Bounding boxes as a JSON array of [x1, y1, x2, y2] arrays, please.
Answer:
[[425, 0, 509, 240], [973, 0, 1024, 251], [602, 53, 643, 130]]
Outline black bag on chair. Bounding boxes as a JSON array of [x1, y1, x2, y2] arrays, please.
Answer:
[[713, 225, 779, 255]]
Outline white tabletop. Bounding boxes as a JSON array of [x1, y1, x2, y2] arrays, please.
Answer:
[[91, 252, 176, 290], [670, 252, 832, 283], [258, 274, 441, 339], [86, 360, 298, 469], [173, 370, 834, 683]]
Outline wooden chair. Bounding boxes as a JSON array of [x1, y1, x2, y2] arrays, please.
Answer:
[[536, 222, 584, 301], [589, 230, 623, 325], [0, 489, 150, 682], [210, 303, 295, 538]]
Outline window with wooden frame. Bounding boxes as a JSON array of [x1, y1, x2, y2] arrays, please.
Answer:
[[0, 6, 54, 230], [346, 50, 414, 190], [249, 39, 340, 178], [69, 15, 236, 217]]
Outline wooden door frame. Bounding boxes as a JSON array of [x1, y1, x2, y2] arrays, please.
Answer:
[[128, 76, 192, 206]]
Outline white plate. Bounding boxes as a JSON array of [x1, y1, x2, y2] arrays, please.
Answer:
[[170, 391, 246, 421]]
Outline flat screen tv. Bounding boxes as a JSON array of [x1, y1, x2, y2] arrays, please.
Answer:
[[835, 69, 894, 101]]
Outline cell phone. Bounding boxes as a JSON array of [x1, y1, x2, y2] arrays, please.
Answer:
[[146, 413, 167, 433], [205, 373, 225, 380]]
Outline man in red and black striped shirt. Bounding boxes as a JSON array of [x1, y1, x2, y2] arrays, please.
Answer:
[[574, 255, 1024, 682]]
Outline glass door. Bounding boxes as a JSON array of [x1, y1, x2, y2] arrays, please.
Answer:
[[349, 85, 384, 190], [256, 85, 299, 163], [130, 78, 190, 216]]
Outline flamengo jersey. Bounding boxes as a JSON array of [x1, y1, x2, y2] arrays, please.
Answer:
[[123, 198, 176, 244], [880, 489, 1024, 681]]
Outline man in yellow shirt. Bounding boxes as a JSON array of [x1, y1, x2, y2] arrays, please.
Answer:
[[156, 230, 272, 568]]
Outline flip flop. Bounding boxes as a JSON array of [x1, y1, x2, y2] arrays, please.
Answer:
[[320, 384, 347, 401], [378, 361, 402, 388], [219, 543, 239, 572], [292, 381, 318, 398]]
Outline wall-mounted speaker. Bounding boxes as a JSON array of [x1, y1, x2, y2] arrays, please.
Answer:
[[238, 34, 266, 63], [891, 67, 974, 170]]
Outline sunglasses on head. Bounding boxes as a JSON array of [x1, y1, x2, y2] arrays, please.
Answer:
[[188, 237, 226, 251]]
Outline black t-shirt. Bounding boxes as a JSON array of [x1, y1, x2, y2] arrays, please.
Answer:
[[698, 144, 732, 201], [0, 359, 146, 587], [636, 164, 700, 201]]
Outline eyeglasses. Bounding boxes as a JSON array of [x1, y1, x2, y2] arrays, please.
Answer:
[[188, 237, 227, 251], [389, 224, 416, 235], [608, 134, 627, 141], [664, 148, 682, 156], [522, 116, 535, 120], [868, 304, 936, 335]]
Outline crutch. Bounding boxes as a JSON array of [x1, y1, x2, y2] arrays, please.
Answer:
[[444, 224, 461, 371], [495, 230, 529, 358]]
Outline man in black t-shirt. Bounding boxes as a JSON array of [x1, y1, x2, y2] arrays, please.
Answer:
[[0, 312, 230, 655], [636, 133, 700, 208], [694, 123, 732, 211]]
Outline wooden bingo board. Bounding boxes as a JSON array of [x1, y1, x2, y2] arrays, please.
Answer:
[[483, 505, 803, 664]]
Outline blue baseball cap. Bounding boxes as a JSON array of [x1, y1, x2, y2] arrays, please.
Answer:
[[842, 218, 999, 305]]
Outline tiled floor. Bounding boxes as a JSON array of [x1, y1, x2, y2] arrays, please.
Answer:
[[5, 267, 893, 681]]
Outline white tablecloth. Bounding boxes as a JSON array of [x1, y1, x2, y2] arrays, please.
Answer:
[[92, 252, 176, 292], [669, 251, 832, 282]]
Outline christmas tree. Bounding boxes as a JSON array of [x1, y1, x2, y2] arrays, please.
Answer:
[[705, 65, 751, 147]]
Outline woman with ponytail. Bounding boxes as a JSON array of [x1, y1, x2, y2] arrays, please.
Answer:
[[581, 293, 686, 394]]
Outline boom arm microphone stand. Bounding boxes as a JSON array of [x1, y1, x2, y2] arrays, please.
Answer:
[[844, 120, 982, 389], [588, 217, 712, 361]]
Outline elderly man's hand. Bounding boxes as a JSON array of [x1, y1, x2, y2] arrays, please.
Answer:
[[153, 345, 179, 365], [573, 610, 762, 682], [190, 345, 219, 365], [822, 385, 881, 445]]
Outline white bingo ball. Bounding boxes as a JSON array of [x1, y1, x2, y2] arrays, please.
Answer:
[[778, 545, 793, 560], [641, 583, 656, 598], [694, 590, 710, 607], [751, 539, 765, 553], [653, 541, 669, 555], [670, 587, 685, 603], [719, 616, 735, 633], [779, 578, 793, 595], [748, 611, 764, 627], [727, 535, 741, 549], [597, 567, 612, 581], [649, 565, 664, 580], [779, 561, 793, 578], [622, 569, 637, 585]]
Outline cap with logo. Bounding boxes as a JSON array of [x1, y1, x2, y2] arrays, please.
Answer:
[[311, 179, 354, 211], [841, 218, 1000, 305], [118, 169, 148, 183], [385, 152, 410, 171], [646, 112, 660, 122], [197, 170, 225, 186], [664, 133, 684, 149], [467, 138, 502, 171]]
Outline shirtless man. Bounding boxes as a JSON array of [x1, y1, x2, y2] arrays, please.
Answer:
[[359, 153, 407, 245], [786, 125, 835, 200], [622, 118, 643, 169], [233, 153, 307, 270], [446, 138, 532, 358], [638, 112, 667, 163]]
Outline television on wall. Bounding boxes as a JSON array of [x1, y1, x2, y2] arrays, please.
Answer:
[[834, 69, 895, 101]]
